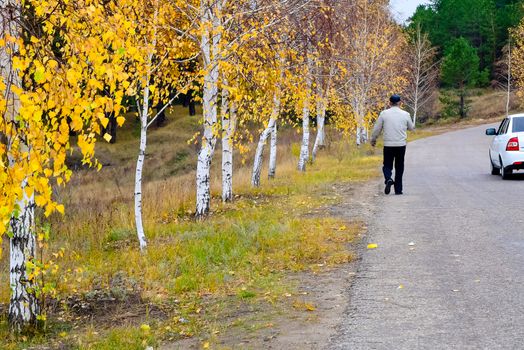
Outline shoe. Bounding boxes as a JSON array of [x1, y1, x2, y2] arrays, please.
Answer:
[[395, 192, 403, 195], [385, 179, 394, 195]]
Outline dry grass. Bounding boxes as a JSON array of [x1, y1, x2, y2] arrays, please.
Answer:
[[426, 88, 522, 127]]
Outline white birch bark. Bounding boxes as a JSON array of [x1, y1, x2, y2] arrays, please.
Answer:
[[312, 95, 327, 162], [134, 83, 150, 251], [252, 118, 276, 187], [196, 1, 220, 218], [252, 91, 280, 186], [1, 0, 39, 331], [221, 86, 236, 202], [8, 186, 39, 332], [298, 58, 312, 172], [268, 119, 277, 179], [268, 53, 285, 179], [133, 2, 160, 251], [355, 102, 366, 146]]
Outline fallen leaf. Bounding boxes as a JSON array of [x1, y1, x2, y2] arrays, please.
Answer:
[[367, 243, 378, 249], [305, 303, 316, 311]]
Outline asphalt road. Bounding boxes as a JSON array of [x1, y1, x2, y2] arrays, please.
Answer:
[[329, 124, 524, 350]]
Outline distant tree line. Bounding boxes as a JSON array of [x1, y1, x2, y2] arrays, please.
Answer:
[[408, 0, 524, 118]]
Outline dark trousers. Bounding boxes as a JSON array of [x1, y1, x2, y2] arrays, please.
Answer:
[[383, 146, 406, 194]]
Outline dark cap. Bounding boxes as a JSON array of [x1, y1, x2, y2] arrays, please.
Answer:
[[390, 94, 401, 104]]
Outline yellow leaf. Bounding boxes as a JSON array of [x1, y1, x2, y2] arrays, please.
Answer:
[[305, 303, 316, 311], [367, 243, 378, 249], [100, 116, 109, 128], [103, 133, 112, 143], [116, 116, 125, 126], [56, 204, 65, 215], [66, 69, 78, 85], [34, 67, 46, 83], [24, 186, 34, 199], [30, 158, 40, 172], [203, 342, 210, 349], [35, 195, 47, 207]]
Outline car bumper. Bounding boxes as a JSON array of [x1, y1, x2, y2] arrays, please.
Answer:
[[501, 152, 524, 170]]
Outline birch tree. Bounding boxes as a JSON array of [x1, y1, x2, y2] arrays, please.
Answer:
[[251, 50, 287, 187], [292, 2, 320, 172], [1, 0, 39, 331], [403, 23, 439, 126], [311, 1, 337, 162], [1, 0, 130, 331], [250, 3, 305, 184], [106, 0, 194, 250], [221, 78, 236, 202], [297, 51, 314, 171], [495, 38, 513, 117], [512, 23, 524, 108], [337, 0, 407, 144]]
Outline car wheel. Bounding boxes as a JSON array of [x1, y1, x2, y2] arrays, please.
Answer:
[[490, 155, 500, 175], [500, 157, 512, 180]]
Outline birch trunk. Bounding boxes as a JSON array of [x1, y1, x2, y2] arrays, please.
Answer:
[[221, 87, 236, 202], [134, 85, 150, 251], [133, 3, 160, 250], [268, 120, 277, 179], [196, 2, 220, 218], [312, 99, 326, 162], [355, 104, 366, 146], [252, 118, 276, 187], [2, 0, 40, 331], [8, 188, 39, 332], [252, 92, 280, 186], [297, 63, 312, 172], [268, 54, 285, 180]]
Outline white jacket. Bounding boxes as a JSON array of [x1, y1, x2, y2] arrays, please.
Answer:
[[371, 106, 414, 147]]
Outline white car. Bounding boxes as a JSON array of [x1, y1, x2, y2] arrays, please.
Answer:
[[486, 114, 524, 179]]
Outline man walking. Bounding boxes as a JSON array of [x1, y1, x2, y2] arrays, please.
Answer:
[[370, 95, 415, 195]]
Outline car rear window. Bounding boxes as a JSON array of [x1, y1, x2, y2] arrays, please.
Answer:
[[513, 117, 524, 132]]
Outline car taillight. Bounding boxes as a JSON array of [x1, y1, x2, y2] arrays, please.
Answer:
[[507, 137, 520, 151]]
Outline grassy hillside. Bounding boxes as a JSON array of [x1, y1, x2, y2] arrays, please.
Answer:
[[424, 88, 521, 125]]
